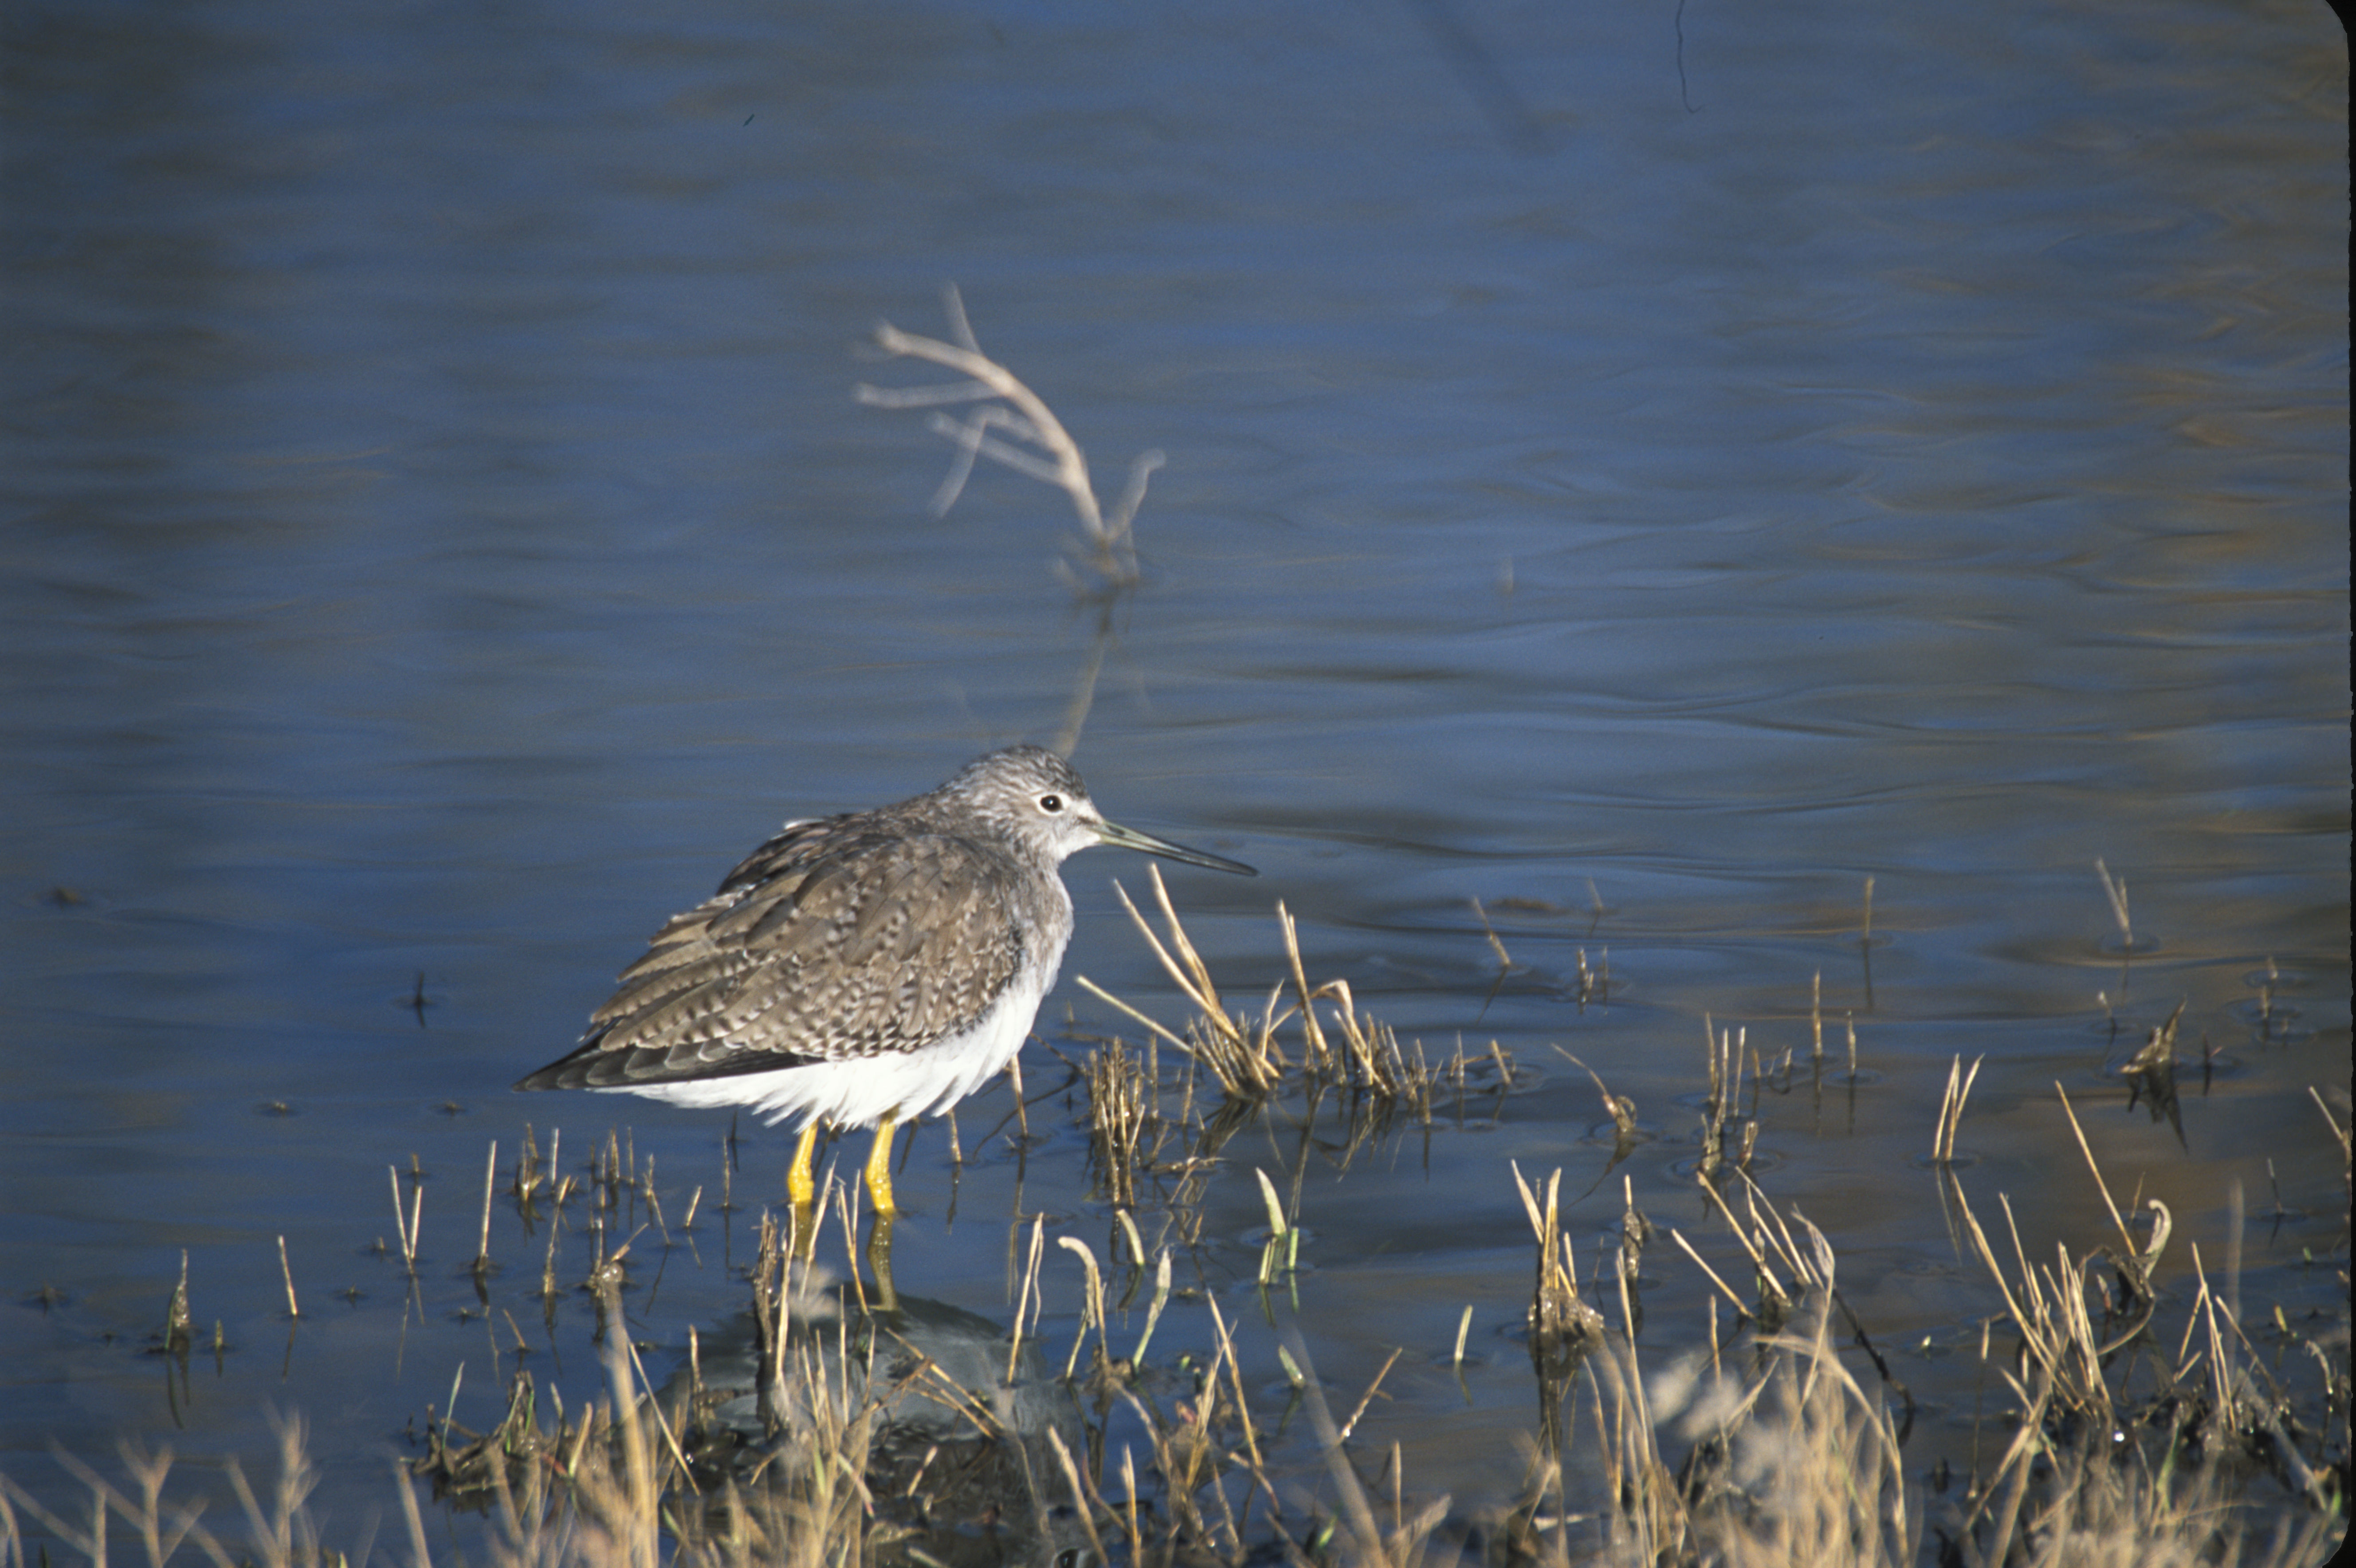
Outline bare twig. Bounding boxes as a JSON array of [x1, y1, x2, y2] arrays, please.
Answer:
[[857, 284, 1158, 590]]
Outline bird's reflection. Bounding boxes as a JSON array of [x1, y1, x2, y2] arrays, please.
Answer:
[[668, 1276, 1096, 1568]]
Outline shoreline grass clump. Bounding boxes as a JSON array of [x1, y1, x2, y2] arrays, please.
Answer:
[[1080, 865, 1505, 1135]]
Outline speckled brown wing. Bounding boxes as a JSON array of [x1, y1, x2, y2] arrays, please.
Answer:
[[516, 824, 1030, 1091]]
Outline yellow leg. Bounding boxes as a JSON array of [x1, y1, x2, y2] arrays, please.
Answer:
[[865, 1206, 899, 1314], [789, 1122, 821, 1209], [788, 1122, 821, 1258], [864, 1111, 900, 1219]]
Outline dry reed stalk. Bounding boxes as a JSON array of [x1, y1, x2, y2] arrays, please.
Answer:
[[2095, 857, 2133, 949], [1278, 899, 1334, 1075], [512, 1124, 541, 1204], [1511, 1163, 1607, 1371], [1080, 866, 1282, 1098], [1204, 1294, 1281, 1537], [389, 1164, 422, 1275], [1130, 1247, 1173, 1365], [1056, 1235, 1107, 1379], [1006, 1213, 1046, 1384], [1083, 1041, 1152, 1209], [274, 1236, 301, 1320], [1932, 1053, 1983, 1164], [474, 1139, 499, 1273], [1951, 1182, 2116, 1441]]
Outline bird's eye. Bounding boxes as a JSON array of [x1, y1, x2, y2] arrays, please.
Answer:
[[1038, 793, 1064, 813]]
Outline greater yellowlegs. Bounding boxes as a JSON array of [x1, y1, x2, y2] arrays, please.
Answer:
[[516, 746, 1253, 1220]]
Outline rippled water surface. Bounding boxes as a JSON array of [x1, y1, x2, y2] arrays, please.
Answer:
[[4, 0, 2346, 1553]]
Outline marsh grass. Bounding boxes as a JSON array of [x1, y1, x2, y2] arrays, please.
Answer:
[[13, 886, 2343, 1568], [1081, 865, 1501, 1146]]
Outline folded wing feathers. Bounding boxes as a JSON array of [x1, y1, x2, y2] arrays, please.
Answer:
[[561, 831, 1027, 1085]]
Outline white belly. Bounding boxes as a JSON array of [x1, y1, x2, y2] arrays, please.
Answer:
[[599, 956, 1056, 1132]]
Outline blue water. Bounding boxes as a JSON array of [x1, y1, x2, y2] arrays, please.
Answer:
[[3, 0, 2345, 1550]]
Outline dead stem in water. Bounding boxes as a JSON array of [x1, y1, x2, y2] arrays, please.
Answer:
[[856, 283, 1160, 597]]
